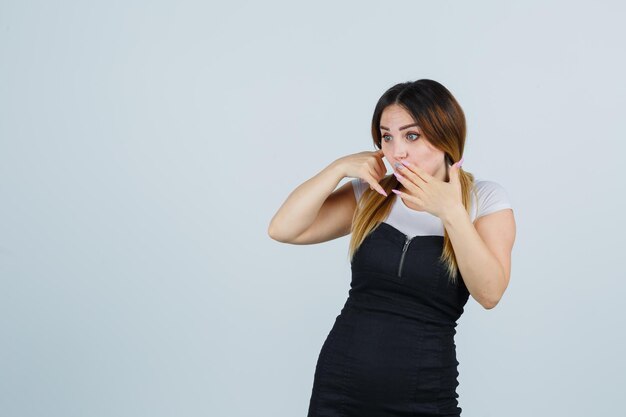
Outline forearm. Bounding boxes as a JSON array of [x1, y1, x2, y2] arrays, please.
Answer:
[[268, 160, 345, 241], [440, 205, 506, 309]]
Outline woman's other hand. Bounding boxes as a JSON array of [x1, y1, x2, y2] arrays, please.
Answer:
[[334, 149, 388, 197]]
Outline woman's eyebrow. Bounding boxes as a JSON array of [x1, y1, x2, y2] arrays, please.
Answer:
[[380, 123, 420, 131]]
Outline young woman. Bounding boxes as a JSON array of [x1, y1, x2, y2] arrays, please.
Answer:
[[268, 79, 516, 417]]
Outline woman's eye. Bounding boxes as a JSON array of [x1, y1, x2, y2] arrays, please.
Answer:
[[407, 133, 420, 141], [383, 133, 420, 142]]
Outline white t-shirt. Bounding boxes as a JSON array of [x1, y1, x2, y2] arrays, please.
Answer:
[[350, 177, 513, 238]]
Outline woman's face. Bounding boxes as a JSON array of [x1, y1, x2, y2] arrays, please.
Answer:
[[379, 104, 448, 182]]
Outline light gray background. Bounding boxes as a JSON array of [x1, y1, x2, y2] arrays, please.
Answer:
[[1, 1, 625, 416]]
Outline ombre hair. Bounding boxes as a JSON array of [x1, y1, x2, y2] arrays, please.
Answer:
[[348, 79, 477, 285]]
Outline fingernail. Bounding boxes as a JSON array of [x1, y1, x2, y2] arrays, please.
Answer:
[[400, 160, 411, 167], [380, 190, 388, 197], [391, 189, 401, 195], [393, 172, 403, 180]]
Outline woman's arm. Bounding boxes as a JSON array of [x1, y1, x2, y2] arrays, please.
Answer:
[[267, 159, 349, 243], [441, 206, 516, 309]]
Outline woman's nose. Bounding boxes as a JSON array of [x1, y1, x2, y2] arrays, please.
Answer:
[[393, 144, 408, 159]]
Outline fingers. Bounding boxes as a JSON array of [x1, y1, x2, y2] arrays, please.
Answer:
[[393, 170, 409, 189], [393, 168, 420, 195], [371, 150, 387, 178], [364, 174, 388, 197], [398, 160, 432, 183], [394, 164, 422, 187], [360, 150, 389, 197]]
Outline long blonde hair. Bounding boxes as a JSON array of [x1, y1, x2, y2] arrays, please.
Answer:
[[348, 79, 477, 285]]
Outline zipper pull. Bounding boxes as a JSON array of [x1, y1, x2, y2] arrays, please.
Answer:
[[397, 235, 412, 277]]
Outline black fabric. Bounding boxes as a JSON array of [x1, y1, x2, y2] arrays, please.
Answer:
[[307, 222, 470, 417]]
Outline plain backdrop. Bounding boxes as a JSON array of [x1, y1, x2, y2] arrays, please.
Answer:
[[1, 1, 625, 416]]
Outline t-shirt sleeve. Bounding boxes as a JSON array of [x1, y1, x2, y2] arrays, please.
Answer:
[[475, 180, 513, 220], [350, 178, 368, 202]]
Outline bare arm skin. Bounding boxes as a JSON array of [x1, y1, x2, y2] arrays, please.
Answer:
[[267, 160, 356, 244], [268, 150, 387, 245], [441, 205, 516, 309]]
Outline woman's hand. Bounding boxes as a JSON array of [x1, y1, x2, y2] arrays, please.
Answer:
[[335, 149, 388, 197], [391, 158, 464, 218]]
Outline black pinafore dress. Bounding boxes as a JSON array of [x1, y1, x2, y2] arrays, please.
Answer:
[[307, 221, 470, 417]]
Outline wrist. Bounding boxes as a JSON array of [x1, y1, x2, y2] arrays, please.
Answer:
[[328, 159, 346, 179], [441, 203, 468, 226]]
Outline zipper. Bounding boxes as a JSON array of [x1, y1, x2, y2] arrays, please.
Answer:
[[397, 235, 413, 277]]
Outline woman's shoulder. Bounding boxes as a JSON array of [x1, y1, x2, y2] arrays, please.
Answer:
[[471, 178, 513, 220], [472, 178, 508, 193]]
